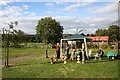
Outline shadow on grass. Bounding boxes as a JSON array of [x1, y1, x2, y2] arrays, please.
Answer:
[[46, 60, 64, 65]]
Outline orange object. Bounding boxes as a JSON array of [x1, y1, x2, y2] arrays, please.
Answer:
[[50, 57, 54, 64]]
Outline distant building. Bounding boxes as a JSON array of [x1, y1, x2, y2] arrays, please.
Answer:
[[87, 36, 109, 46]]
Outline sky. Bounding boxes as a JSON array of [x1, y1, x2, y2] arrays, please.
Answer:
[[0, 0, 119, 35]]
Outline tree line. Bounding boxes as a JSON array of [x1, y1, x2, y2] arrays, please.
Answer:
[[95, 25, 119, 42], [2, 17, 119, 49]]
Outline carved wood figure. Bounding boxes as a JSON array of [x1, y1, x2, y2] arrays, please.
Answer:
[[77, 55, 80, 63], [71, 45, 76, 61], [82, 43, 85, 64], [64, 56, 67, 64], [61, 54, 65, 61], [50, 57, 54, 64]]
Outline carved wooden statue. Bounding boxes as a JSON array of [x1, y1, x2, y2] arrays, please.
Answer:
[[50, 57, 54, 64], [82, 43, 85, 64], [64, 56, 67, 64], [77, 55, 80, 63]]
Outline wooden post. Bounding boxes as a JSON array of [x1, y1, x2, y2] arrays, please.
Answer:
[[71, 49, 75, 61], [82, 43, 85, 64], [77, 55, 80, 63]]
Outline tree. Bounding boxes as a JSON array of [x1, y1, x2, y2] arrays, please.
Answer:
[[95, 25, 119, 42], [10, 29, 27, 48], [2, 21, 18, 67], [108, 25, 119, 57], [108, 25, 119, 42], [2, 21, 27, 67], [36, 17, 64, 58], [95, 29, 108, 36]]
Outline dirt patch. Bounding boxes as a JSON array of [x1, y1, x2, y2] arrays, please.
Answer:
[[0, 54, 45, 66]]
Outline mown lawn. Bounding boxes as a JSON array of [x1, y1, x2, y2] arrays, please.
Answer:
[[2, 47, 117, 59], [1, 48, 119, 78], [2, 58, 119, 78], [2, 48, 55, 59]]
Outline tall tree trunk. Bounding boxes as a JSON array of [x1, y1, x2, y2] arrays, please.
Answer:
[[45, 40, 48, 58], [3, 29, 7, 66], [6, 34, 9, 67], [4, 44, 7, 66]]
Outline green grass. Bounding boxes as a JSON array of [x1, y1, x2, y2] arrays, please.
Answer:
[[2, 58, 119, 78], [1, 48, 119, 78], [2, 48, 55, 59], [2, 47, 117, 59]]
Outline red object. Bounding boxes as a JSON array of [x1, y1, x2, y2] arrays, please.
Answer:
[[87, 36, 109, 41]]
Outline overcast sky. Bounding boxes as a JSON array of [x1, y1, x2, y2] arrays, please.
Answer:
[[0, 0, 119, 35]]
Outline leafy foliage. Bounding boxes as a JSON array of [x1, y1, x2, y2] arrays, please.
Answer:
[[2, 21, 19, 67], [2, 30, 27, 48], [36, 17, 64, 44], [108, 25, 119, 42], [95, 29, 108, 36], [10, 29, 27, 48], [95, 25, 119, 42]]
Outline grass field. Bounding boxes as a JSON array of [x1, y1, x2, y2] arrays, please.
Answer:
[[1, 47, 120, 78], [2, 59, 119, 78], [2, 48, 55, 59], [2, 47, 117, 59]]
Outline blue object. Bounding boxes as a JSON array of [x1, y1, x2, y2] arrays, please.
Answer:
[[107, 52, 117, 58], [70, 51, 80, 58], [75, 52, 80, 58]]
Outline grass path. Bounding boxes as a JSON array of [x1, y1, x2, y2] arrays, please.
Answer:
[[1, 55, 42, 66], [1, 52, 52, 67], [1, 48, 55, 66]]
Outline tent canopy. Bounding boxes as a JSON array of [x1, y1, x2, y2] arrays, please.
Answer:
[[62, 34, 92, 41], [60, 34, 91, 60]]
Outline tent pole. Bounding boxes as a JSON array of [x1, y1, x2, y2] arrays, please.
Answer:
[[60, 39, 63, 57], [71, 41, 73, 50], [84, 38, 89, 60]]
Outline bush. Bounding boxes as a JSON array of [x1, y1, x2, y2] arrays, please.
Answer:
[[92, 44, 98, 49], [100, 44, 109, 49], [87, 43, 98, 49]]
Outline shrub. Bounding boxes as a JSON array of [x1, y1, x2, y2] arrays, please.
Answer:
[[100, 44, 109, 49]]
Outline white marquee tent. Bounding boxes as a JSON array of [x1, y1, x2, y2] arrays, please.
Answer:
[[60, 34, 92, 60]]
